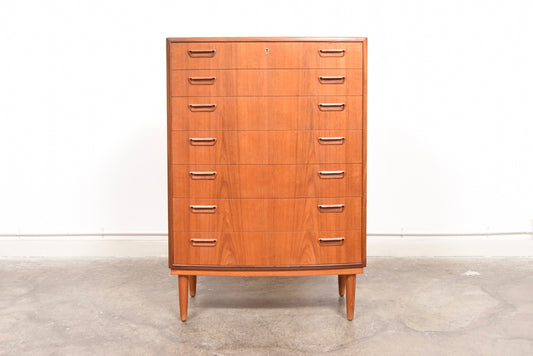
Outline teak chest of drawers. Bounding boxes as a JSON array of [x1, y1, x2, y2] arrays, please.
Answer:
[[167, 37, 367, 321]]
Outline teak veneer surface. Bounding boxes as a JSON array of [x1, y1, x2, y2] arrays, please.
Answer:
[[171, 96, 363, 131], [171, 130, 363, 165], [170, 268, 364, 277], [167, 37, 367, 321], [173, 230, 363, 266], [171, 69, 363, 97], [168, 37, 366, 42], [170, 41, 363, 69], [172, 197, 362, 232], [172, 163, 363, 198]]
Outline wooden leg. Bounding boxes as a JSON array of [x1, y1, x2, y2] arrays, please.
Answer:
[[189, 275, 197, 297], [178, 275, 188, 322], [338, 275, 346, 297], [345, 274, 356, 321]]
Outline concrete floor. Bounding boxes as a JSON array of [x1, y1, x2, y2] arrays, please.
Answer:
[[1, 258, 532, 355]]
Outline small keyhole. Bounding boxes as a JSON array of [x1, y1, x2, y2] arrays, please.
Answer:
[[265, 48, 269, 54]]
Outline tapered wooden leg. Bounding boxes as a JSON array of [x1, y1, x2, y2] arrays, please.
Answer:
[[345, 274, 356, 321], [338, 275, 346, 297], [178, 275, 188, 322], [189, 275, 197, 297]]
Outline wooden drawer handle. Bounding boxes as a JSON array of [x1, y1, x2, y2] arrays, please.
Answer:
[[318, 204, 345, 212], [319, 237, 345, 246], [189, 137, 217, 146], [190, 171, 217, 180], [189, 104, 217, 112], [319, 76, 345, 84], [319, 49, 345, 56], [190, 205, 217, 213], [190, 238, 217, 247], [188, 49, 216, 57], [188, 76, 216, 85], [318, 103, 345, 111], [319, 170, 344, 179], [318, 136, 344, 144]]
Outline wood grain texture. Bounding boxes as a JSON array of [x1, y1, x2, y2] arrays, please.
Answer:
[[361, 38, 368, 267], [172, 163, 362, 198], [171, 96, 363, 131], [172, 197, 362, 232], [338, 275, 346, 296], [173, 230, 363, 266], [166, 38, 367, 310], [170, 42, 363, 69], [167, 38, 367, 282], [178, 275, 188, 321], [171, 69, 363, 97], [168, 37, 366, 43], [346, 274, 356, 320], [171, 130, 362, 165], [170, 268, 364, 276], [166, 38, 175, 268], [189, 275, 197, 297]]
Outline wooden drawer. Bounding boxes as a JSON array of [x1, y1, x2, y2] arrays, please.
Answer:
[[170, 69, 363, 97], [172, 163, 362, 198], [172, 197, 362, 232], [169, 42, 363, 70], [172, 230, 363, 266], [171, 96, 363, 131], [171, 130, 362, 165]]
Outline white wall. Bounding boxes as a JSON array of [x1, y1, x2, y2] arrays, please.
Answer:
[[1, 0, 533, 239]]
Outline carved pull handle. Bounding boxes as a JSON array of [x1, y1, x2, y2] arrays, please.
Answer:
[[319, 170, 345, 179], [318, 103, 345, 111], [190, 205, 217, 213], [188, 76, 216, 85], [190, 171, 217, 180], [318, 204, 345, 212], [319, 49, 345, 57], [319, 237, 345, 246], [318, 136, 345, 145], [189, 137, 217, 146], [190, 238, 217, 247], [319, 76, 345, 84], [189, 104, 217, 112], [188, 49, 216, 57]]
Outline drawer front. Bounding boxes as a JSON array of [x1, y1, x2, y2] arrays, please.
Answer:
[[171, 130, 362, 165], [172, 197, 362, 232], [170, 42, 363, 70], [171, 69, 363, 97], [172, 164, 362, 198], [172, 230, 363, 266], [171, 96, 363, 131]]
